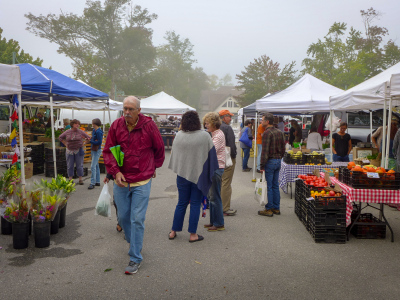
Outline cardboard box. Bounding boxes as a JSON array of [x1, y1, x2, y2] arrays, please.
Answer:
[[0, 145, 12, 153], [25, 162, 33, 179], [352, 147, 379, 160]]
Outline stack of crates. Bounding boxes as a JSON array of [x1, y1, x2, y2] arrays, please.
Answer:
[[308, 195, 347, 243], [294, 176, 347, 243]]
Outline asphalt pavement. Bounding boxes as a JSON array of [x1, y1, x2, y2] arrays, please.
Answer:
[[1, 150, 400, 299]]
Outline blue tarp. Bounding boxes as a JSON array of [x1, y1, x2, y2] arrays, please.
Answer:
[[0, 63, 108, 102]]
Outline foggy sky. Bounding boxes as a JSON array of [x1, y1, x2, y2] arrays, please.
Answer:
[[1, 0, 399, 84]]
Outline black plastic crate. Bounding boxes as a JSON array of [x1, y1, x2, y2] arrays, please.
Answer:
[[338, 166, 347, 183], [343, 168, 400, 190], [99, 163, 106, 174], [313, 195, 346, 210], [310, 207, 346, 227], [311, 226, 346, 243], [283, 152, 306, 165], [305, 154, 325, 165], [45, 147, 66, 155], [350, 213, 386, 239], [45, 169, 68, 178]]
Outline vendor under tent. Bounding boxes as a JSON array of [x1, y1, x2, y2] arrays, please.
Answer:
[[0, 64, 24, 184], [0, 63, 109, 177], [330, 62, 400, 168], [140, 91, 196, 114]]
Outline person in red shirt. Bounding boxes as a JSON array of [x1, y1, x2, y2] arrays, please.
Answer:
[[103, 96, 165, 275], [256, 120, 265, 173]]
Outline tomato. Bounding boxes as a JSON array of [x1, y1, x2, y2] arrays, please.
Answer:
[[329, 190, 335, 196]]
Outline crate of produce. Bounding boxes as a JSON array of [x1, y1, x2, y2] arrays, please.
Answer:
[[350, 213, 386, 239], [338, 166, 347, 183], [310, 226, 346, 244], [305, 153, 325, 165], [283, 152, 305, 165], [313, 194, 346, 210], [344, 168, 400, 190]]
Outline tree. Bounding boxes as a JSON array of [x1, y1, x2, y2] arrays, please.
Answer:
[[0, 28, 43, 65], [302, 7, 400, 89], [150, 31, 209, 109], [25, 0, 157, 98], [235, 55, 297, 107]]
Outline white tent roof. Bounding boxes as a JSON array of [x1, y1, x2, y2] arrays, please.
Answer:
[[330, 62, 400, 110], [391, 72, 400, 98], [0, 64, 21, 96], [256, 74, 343, 113], [140, 91, 195, 114]]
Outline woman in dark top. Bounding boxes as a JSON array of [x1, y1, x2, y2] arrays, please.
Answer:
[[332, 122, 352, 162]]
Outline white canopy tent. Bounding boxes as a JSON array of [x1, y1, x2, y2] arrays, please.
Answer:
[[0, 64, 25, 184], [140, 91, 195, 114], [256, 74, 343, 113], [330, 62, 400, 168]]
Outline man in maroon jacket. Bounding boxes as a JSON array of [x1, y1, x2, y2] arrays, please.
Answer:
[[103, 96, 165, 275]]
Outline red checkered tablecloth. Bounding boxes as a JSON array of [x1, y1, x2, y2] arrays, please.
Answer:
[[329, 176, 400, 226]]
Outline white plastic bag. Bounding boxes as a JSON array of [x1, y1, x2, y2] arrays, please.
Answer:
[[95, 184, 112, 217], [325, 114, 341, 132], [225, 147, 233, 168], [254, 176, 267, 206]]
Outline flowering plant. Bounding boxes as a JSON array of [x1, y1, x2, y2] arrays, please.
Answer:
[[1, 188, 31, 223], [35, 175, 75, 210], [30, 190, 63, 223], [0, 165, 21, 197]]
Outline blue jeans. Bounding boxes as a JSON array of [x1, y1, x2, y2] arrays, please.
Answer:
[[333, 154, 349, 162], [172, 176, 203, 233], [264, 159, 281, 210], [90, 149, 102, 185], [66, 152, 84, 178], [113, 180, 152, 264], [242, 148, 250, 169], [257, 144, 262, 170], [209, 168, 224, 227]]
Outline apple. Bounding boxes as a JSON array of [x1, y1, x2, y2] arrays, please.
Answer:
[[329, 190, 335, 196]]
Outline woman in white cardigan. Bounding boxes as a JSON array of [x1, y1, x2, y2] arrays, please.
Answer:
[[306, 126, 323, 151]]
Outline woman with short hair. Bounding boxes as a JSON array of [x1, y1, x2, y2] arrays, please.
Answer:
[[203, 112, 226, 232], [59, 119, 90, 184], [88, 118, 103, 189], [168, 111, 219, 242]]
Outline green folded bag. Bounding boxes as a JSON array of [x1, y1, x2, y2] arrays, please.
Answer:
[[110, 145, 124, 167]]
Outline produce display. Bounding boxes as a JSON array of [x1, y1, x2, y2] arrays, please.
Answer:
[[340, 162, 400, 190], [284, 151, 327, 165]]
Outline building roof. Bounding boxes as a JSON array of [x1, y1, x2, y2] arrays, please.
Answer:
[[200, 86, 243, 112]]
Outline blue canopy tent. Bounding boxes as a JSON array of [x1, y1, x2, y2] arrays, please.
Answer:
[[0, 64, 109, 177]]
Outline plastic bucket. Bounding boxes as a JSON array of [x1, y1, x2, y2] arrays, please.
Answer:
[[59, 204, 67, 228], [1, 216, 12, 235], [51, 210, 61, 234], [34, 222, 51, 248], [12, 222, 30, 249]]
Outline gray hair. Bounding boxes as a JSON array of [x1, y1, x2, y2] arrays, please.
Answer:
[[124, 96, 141, 108]]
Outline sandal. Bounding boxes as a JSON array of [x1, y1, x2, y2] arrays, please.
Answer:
[[169, 231, 177, 240], [116, 224, 122, 232], [189, 235, 204, 243]]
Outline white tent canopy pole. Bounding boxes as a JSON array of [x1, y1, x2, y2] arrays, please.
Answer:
[[381, 93, 387, 168], [17, 94, 25, 187], [370, 111, 373, 141], [103, 109, 105, 132], [385, 98, 393, 169], [330, 110, 333, 159], [252, 112, 258, 180], [50, 84, 57, 176]]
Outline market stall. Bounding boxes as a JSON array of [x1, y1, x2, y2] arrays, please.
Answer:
[[0, 63, 109, 177], [140, 91, 195, 147]]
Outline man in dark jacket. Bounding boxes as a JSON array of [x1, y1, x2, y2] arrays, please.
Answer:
[[219, 109, 237, 216], [103, 96, 165, 275]]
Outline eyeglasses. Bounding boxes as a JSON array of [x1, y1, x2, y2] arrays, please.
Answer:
[[123, 107, 138, 112]]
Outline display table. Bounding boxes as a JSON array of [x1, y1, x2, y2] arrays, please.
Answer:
[[279, 160, 348, 196], [330, 176, 399, 242]]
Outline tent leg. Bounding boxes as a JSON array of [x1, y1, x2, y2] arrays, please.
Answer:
[[103, 110, 106, 132], [370, 111, 373, 142], [50, 94, 57, 177], [252, 112, 258, 181], [330, 110, 333, 161], [385, 98, 393, 169], [17, 94, 25, 187], [381, 92, 387, 168]]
